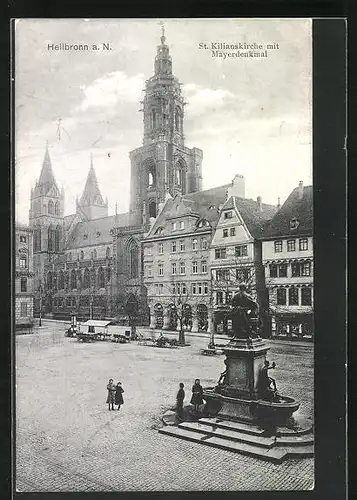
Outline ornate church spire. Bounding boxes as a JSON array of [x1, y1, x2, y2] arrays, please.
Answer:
[[35, 142, 59, 196], [154, 24, 172, 76], [78, 154, 108, 221]]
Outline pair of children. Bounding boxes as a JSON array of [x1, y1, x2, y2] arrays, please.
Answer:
[[106, 379, 124, 411]]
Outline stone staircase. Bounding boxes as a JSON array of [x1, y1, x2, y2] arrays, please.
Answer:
[[158, 417, 314, 463]]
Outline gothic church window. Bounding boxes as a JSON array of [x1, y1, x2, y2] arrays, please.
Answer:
[[98, 267, 105, 288], [149, 201, 157, 218], [55, 202, 60, 215], [48, 200, 54, 215], [43, 204, 47, 215], [58, 270, 64, 290], [34, 228, 41, 252], [47, 271, 53, 289], [83, 268, 90, 289], [106, 247, 111, 259], [70, 270, 77, 290], [81, 251, 84, 260], [128, 240, 139, 279]]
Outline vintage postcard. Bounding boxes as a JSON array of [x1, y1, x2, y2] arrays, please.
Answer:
[[14, 18, 314, 491]]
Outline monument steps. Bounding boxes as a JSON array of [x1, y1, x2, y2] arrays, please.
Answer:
[[199, 417, 266, 436], [159, 425, 313, 462], [179, 421, 275, 448]]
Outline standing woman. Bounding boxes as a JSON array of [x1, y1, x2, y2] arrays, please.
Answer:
[[106, 379, 116, 410], [115, 382, 124, 411], [190, 378, 204, 412]]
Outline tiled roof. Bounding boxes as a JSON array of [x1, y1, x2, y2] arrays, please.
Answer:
[[231, 197, 277, 239], [66, 212, 134, 249], [261, 185, 313, 239]]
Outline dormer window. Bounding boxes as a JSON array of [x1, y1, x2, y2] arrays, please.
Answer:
[[290, 218, 300, 230], [179, 221, 184, 230], [84, 234, 88, 240], [198, 219, 207, 228], [224, 211, 233, 219], [155, 227, 164, 235], [96, 231, 101, 237]]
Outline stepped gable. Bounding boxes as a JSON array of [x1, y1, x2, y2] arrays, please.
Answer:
[[231, 196, 277, 239], [66, 212, 134, 249], [33, 144, 59, 196], [262, 185, 313, 239]]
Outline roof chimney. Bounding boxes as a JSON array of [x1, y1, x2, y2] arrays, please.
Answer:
[[257, 196, 262, 212], [298, 180, 304, 199], [277, 197, 281, 210]]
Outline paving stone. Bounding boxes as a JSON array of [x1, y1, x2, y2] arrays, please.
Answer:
[[15, 320, 314, 491]]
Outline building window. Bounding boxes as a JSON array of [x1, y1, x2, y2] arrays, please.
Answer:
[[179, 262, 185, 275], [288, 287, 299, 305], [216, 291, 223, 304], [34, 229, 41, 252], [171, 241, 177, 253], [201, 238, 208, 250], [155, 227, 163, 235], [301, 287, 312, 305], [192, 283, 197, 295], [201, 260, 207, 273], [301, 261, 311, 276], [224, 211, 233, 219], [291, 262, 301, 277], [19, 235, 27, 243], [55, 201, 60, 215], [179, 221, 185, 230], [278, 264, 288, 277], [236, 268, 250, 282], [215, 248, 226, 259], [70, 270, 77, 290], [270, 264, 277, 278], [299, 238, 309, 251], [93, 249, 97, 259], [172, 222, 177, 231], [235, 245, 248, 257], [172, 262, 177, 275], [230, 227, 236, 237], [83, 268, 90, 288], [223, 229, 228, 238], [197, 283, 202, 295], [216, 269, 230, 281], [274, 241, 283, 253], [19, 256, 27, 268], [80, 251, 84, 260], [179, 240, 185, 252], [147, 266, 152, 277], [192, 261, 198, 274], [20, 277, 27, 292], [287, 239, 296, 252], [290, 218, 300, 230], [277, 288, 287, 305], [20, 302, 28, 317], [106, 247, 111, 258], [158, 242, 164, 254], [158, 264, 164, 276], [203, 282, 209, 295], [192, 239, 198, 250], [98, 267, 105, 288]]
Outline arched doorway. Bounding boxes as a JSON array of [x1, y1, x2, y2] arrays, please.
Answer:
[[154, 303, 163, 329], [197, 304, 208, 331]]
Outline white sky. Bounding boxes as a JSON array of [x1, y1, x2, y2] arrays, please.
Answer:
[[15, 18, 312, 225]]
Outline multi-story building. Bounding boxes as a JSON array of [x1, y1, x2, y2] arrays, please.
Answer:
[[142, 176, 246, 332], [261, 181, 313, 339], [15, 225, 34, 328], [210, 195, 277, 335]]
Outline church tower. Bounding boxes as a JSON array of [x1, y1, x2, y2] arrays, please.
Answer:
[[29, 143, 64, 292], [129, 28, 203, 225], [76, 154, 108, 221]]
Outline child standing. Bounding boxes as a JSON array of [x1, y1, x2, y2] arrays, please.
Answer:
[[176, 382, 185, 421], [115, 382, 124, 410], [106, 379, 116, 410]]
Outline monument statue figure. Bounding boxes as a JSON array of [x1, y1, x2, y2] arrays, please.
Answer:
[[230, 284, 260, 339]]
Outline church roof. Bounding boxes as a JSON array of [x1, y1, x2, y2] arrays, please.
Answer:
[[66, 212, 135, 249], [261, 184, 313, 239], [79, 156, 106, 207], [33, 144, 59, 196]]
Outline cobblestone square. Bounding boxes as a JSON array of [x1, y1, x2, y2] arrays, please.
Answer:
[[15, 321, 314, 492]]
